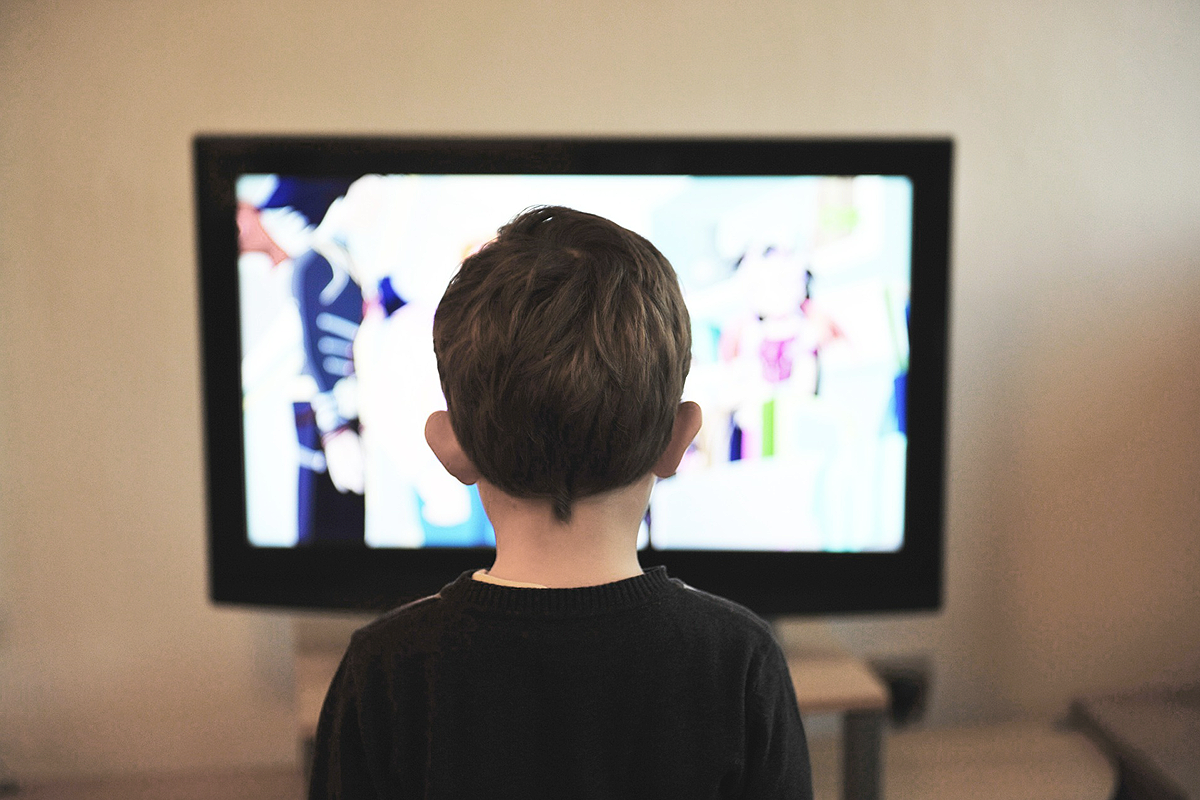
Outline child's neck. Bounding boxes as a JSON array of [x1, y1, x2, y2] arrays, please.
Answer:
[[478, 477, 652, 588]]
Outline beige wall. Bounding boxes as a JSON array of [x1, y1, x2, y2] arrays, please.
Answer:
[[1, 0, 1198, 779]]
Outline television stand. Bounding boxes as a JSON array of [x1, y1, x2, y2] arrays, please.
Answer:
[[781, 624, 889, 800]]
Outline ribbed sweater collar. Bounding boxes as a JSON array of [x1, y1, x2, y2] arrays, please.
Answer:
[[442, 566, 673, 617]]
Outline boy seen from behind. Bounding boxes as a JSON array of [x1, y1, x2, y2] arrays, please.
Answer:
[[310, 206, 813, 799]]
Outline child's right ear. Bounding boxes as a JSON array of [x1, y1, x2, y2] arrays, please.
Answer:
[[653, 401, 703, 479], [424, 411, 482, 485]]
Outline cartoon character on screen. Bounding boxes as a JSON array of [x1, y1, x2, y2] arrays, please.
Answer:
[[310, 175, 494, 548], [238, 177, 367, 545], [716, 246, 843, 462]]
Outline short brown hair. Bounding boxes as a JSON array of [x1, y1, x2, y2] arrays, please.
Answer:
[[432, 206, 691, 521]]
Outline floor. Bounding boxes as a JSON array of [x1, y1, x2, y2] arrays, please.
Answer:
[[809, 722, 1117, 800], [11, 722, 1117, 800], [9, 767, 305, 800]]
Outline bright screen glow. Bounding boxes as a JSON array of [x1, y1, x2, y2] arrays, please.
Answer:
[[236, 173, 913, 553]]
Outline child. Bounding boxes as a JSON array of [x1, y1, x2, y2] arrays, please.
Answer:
[[309, 206, 813, 799]]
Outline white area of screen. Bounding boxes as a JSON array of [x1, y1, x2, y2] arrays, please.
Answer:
[[237, 173, 911, 552]]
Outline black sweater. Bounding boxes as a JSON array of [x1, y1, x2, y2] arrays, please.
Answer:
[[309, 568, 812, 799]]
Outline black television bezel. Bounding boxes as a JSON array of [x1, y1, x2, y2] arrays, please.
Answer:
[[195, 135, 952, 616]]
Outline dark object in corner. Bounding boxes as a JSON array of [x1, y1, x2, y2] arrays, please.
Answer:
[[869, 656, 932, 728], [1070, 685, 1199, 800]]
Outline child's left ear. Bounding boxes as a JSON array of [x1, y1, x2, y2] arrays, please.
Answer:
[[653, 401, 703, 479], [425, 411, 482, 485]]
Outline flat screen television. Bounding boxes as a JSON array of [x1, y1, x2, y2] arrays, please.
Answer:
[[195, 135, 952, 615]]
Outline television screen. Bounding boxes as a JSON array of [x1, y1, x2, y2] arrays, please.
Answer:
[[196, 137, 952, 614]]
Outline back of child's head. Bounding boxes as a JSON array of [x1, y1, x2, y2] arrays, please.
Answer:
[[432, 205, 691, 521]]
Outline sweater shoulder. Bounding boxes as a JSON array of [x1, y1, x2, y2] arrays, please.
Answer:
[[344, 589, 454, 661], [668, 577, 772, 625], [663, 578, 782, 650]]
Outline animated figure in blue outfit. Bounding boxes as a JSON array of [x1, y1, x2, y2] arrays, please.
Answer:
[[310, 175, 495, 549], [241, 177, 367, 545]]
